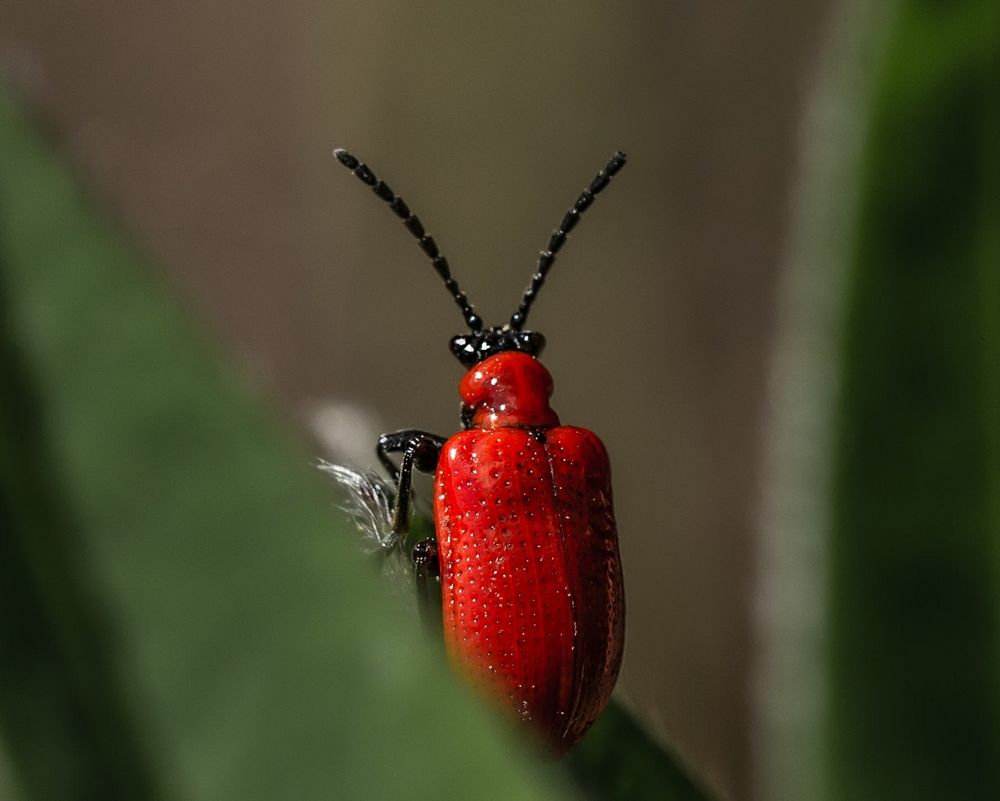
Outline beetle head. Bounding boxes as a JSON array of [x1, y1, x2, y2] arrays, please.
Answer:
[[449, 327, 546, 367]]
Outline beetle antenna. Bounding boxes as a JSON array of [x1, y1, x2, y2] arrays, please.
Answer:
[[333, 148, 483, 332], [509, 151, 627, 331]]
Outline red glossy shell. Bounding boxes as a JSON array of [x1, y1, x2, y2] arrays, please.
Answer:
[[434, 352, 624, 753]]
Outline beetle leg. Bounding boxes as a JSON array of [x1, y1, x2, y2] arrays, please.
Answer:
[[376, 431, 407, 484], [412, 537, 439, 578], [375, 430, 446, 536], [412, 536, 443, 638], [391, 447, 418, 534]]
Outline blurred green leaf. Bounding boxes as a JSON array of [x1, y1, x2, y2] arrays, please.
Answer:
[[0, 254, 162, 800], [0, 87, 569, 801], [0, 87, 712, 801], [828, 1, 1000, 799]]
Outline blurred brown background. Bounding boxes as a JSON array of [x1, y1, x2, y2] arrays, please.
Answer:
[[1, 4, 836, 799]]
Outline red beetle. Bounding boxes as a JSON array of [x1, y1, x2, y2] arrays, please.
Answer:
[[334, 148, 626, 753]]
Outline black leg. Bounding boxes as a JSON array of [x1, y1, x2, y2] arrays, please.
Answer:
[[413, 537, 442, 638], [412, 537, 440, 580], [376, 429, 446, 536]]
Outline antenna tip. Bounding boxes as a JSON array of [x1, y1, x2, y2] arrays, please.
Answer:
[[608, 151, 627, 175], [333, 148, 358, 170]]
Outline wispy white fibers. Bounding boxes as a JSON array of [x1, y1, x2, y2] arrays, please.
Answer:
[[317, 461, 398, 552]]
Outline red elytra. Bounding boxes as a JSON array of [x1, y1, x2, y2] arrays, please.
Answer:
[[435, 351, 625, 753]]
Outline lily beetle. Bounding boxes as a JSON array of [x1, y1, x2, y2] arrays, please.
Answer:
[[334, 147, 626, 753]]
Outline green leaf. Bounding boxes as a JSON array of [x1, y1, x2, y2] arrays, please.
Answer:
[[0, 87, 569, 801], [827, 1, 1000, 799], [566, 700, 711, 801], [0, 255, 163, 801]]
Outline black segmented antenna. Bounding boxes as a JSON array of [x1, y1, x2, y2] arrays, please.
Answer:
[[509, 151, 627, 331], [333, 148, 483, 332]]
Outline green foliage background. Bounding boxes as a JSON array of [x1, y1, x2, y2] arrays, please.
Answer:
[[827, 0, 1000, 798]]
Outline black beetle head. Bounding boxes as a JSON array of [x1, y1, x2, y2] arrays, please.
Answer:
[[450, 328, 546, 367]]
